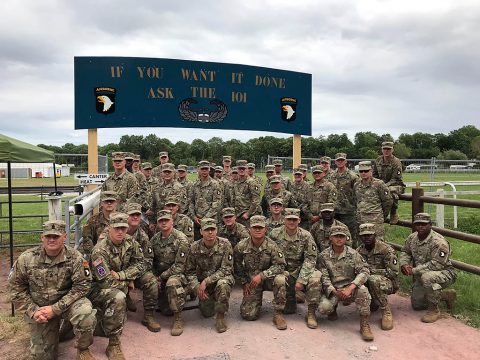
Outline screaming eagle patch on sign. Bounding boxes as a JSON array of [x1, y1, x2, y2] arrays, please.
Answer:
[[280, 97, 297, 122], [95, 87, 116, 115]]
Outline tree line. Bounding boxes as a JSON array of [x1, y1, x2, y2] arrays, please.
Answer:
[[38, 125, 480, 167]]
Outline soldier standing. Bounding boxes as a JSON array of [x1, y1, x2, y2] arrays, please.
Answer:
[[261, 175, 296, 216], [272, 159, 292, 191], [357, 223, 399, 330], [214, 165, 230, 216], [354, 161, 392, 240], [176, 164, 193, 215], [9, 220, 97, 360], [320, 156, 336, 183], [399, 213, 457, 323], [185, 218, 235, 333], [372, 142, 405, 224], [152, 151, 169, 179], [150, 210, 190, 335], [290, 168, 310, 229], [247, 163, 263, 188], [305, 165, 338, 226], [222, 155, 233, 180], [231, 160, 262, 226], [263, 165, 276, 193], [318, 225, 374, 341], [234, 215, 287, 330], [333, 152, 359, 246], [265, 198, 285, 235], [130, 154, 152, 213], [269, 208, 322, 329], [310, 203, 351, 252], [218, 207, 250, 249], [164, 197, 194, 242], [102, 152, 139, 210], [299, 164, 311, 184]]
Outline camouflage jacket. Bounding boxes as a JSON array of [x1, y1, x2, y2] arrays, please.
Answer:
[[174, 214, 195, 243], [232, 176, 262, 217], [290, 180, 310, 218], [306, 180, 338, 219], [318, 246, 370, 295], [218, 222, 250, 248], [269, 226, 317, 285], [189, 177, 223, 219], [90, 234, 146, 294], [81, 211, 110, 256], [354, 178, 393, 218], [261, 188, 297, 216], [266, 215, 284, 235], [177, 177, 193, 214], [151, 228, 190, 281], [150, 180, 187, 222], [399, 230, 455, 276], [185, 237, 234, 288], [333, 169, 358, 214], [310, 219, 351, 253], [324, 169, 336, 184], [233, 236, 286, 285], [280, 175, 293, 192], [250, 175, 263, 188], [132, 170, 153, 211], [373, 155, 405, 189], [357, 240, 399, 286], [9, 245, 91, 318], [129, 227, 153, 270], [102, 170, 139, 208]]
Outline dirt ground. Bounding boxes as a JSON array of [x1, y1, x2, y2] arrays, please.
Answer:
[[1, 249, 479, 360]]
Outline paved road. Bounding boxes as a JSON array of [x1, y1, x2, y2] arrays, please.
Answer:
[[59, 288, 479, 360]]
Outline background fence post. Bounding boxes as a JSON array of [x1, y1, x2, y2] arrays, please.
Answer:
[[436, 189, 445, 228], [411, 183, 424, 228]]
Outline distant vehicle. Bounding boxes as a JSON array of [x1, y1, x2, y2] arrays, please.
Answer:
[[405, 164, 421, 172], [449, 165, 468, 170]]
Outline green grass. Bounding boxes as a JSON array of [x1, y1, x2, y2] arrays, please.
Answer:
[[0, 176, 78, 187]]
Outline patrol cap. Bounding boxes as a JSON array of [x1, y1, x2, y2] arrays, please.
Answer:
[[250, 215, 266, 228], [269, 197, 284, 206], [221, 207, 236, 217], [284, 208, 300, 219], [231, 167, 238, 174], [126, 202, 142, 215], [177, 164, 187, 172], [269, 175, 282, 183], [299, 164, 308, 171], [320, 156, 331, 164], [209, 162, 216, 169], [293, 168, 303, 175], [320, 203, 335, 212], [159, 151, 169, 158], [133, 154, 141, 161], [109, 213, 129, 228], [330, 225, 348, 237], [43, 220, 66, 236], [162, 163, 175, 172], [124, 152, 134, 160], [215, 166, 223, 172], [358, 161, 372, 171], [265, 165, 275, 172], [311, 164, 325, 173], [141, 162, 152, 170], [382, 141, 394, 149], [201, 217, 217, 230], [236, 160, 248, 168], [111, 152, 125, 161], [164, 197, 179, 206], [247, 163, 256, 169], [335, 153, 347, 160], [413, 212, 431, 224], [198, 160, 210, 168], [359, 223, 376, 235], [157, 209, 173, 221], [273, 159, 283, 166], [223, 155, 232, 162], [101, 191, 118, 202]]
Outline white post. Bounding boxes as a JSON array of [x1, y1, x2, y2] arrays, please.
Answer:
[[436, 189, 445, 228], [47, 195, 62, 221]]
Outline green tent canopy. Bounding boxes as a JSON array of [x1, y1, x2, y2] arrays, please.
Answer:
[[0, 133, 54, 162]]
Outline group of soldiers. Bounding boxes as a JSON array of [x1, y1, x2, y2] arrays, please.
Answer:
[[8, 143, 457, 360]]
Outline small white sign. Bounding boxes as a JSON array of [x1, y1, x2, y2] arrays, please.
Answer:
[[76, 173, 108, 185]]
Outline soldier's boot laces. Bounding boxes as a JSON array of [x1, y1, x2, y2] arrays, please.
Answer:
[[273, 310, 287, 330], [296, 290, 306, 303], [327, 309, 338, 321], [441, 289, 457, 311], [381, 304, 394, 331], [126, 292, 137, 312], [306, 304, 318, 329], [77, 348, 96, 360], [421, 303, 440, 323], [360, 315, 374, 341], [106, 337, 125, 360], [142, 311, 161, 332], [171, 312, 184, 336], [215, 312, 227, 333]]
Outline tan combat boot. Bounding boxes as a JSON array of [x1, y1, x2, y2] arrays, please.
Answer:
[[77, 348, 96, 360], [171, 312, 184, 336], [441, 289, 457, 311], [106, 336, 125, 360], [273, 310, 287, 330], [215, 312, 227, 333], [381, 304, 394, 330], [141, 310, 161, 332], [306, 304, 318, 329], [421, 303, 440, 323], [126, 291, 137, 312], [360, 315, 374, 341]]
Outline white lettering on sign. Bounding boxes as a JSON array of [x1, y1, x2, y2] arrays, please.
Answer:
[[76, 174, 108, 185]]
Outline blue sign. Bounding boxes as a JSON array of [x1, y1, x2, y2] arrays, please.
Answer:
[[74, 57, 312, 135]]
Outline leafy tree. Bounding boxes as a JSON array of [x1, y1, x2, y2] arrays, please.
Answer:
[[437, 150, 468, 160], [393, 143, 412, 159], [471, 136, 480, 159]]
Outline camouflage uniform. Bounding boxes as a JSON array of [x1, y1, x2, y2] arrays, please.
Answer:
[[232, 161, 262, 225], [150, 179, 187, 223], [234, 235, 287, 320], [189, 175, 223, 222], [399, 227, 456, 310], [372, 153, 405, 194], [290, 176, 310, 228], [261, 179, 297, 217], [306, 178, 338, 221], [151, 226, 190, 314], [266, 215, 284, 235], [310, 219, 351, 252], [8, 222, 96, 359], [333, 166, 359, 246], [81, 211, 110, 258], [218, 221, 250, 249], [102, 170, 139, 210], [185, 235, 235, 317], [174, 213, 195, 243]]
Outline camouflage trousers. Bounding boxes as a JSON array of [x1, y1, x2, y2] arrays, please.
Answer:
[[134, 271, 159, 311], [411, 270, 456, 310], [27, 297, 96, 359], [240, 275, 286, 320], [158, 275, 189, 314], [89, 288, 126, 337], [357, 212, 385, 240], [193, 278, 234, 317], [366, 274, 397, 308], [286, 270, 322, 308], [319, 285, 371, 316], [335, 212, 358, 248]]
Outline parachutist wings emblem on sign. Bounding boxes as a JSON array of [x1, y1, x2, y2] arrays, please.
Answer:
[[178, 98, 228, 123]]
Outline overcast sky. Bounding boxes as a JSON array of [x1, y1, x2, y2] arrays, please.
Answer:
[[1, 0, 479, 146]]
